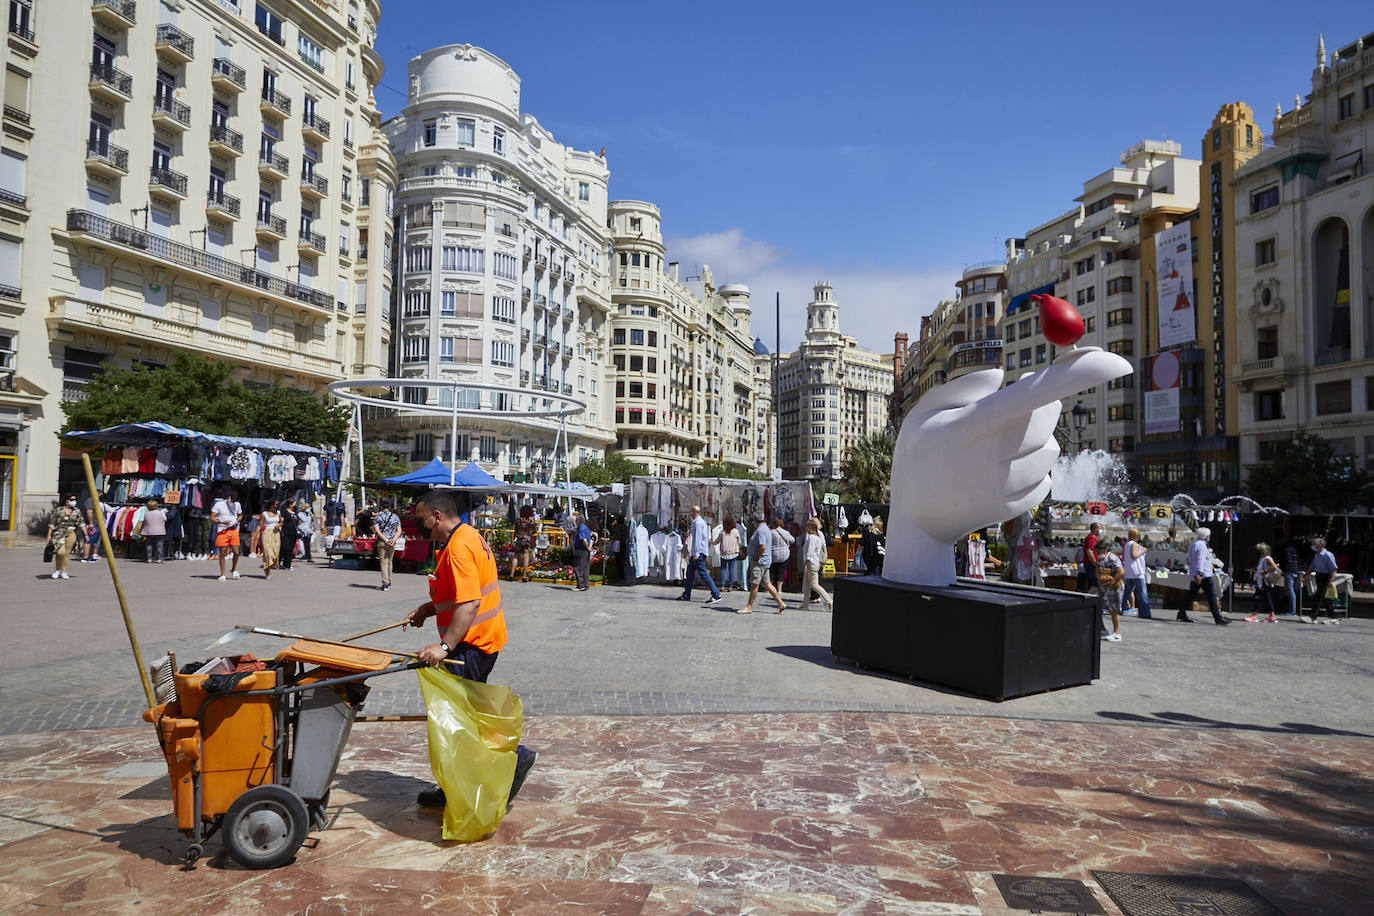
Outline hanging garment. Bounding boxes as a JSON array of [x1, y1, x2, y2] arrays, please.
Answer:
[[101, 449, 121, 476], [647, 531, 668, 575], [138, 448, 157, 474], [228, 447, 254, 479], [634, 523, 650, 579], [664, 532, 686, 581], [964, 539, 987, 580], [120, 447, 141, 474], [154, 447, 172, 474]]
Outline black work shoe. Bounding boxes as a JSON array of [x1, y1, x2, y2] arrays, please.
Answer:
[[416, 786, 446, 807], [1176, 614, 1194, 623], [508, 747, 538, 803], [674, 594, 690, 601], [1215, 617, 1231, 625]]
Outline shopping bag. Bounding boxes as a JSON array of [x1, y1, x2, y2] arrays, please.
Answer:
[[417, 667, 523, 842]]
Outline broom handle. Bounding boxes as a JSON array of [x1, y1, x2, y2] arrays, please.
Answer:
[[83, 453, 157, 710], [340, 620, 409, 642], [235, 626, 463, 667]]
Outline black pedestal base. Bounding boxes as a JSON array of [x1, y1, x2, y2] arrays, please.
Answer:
[[831, 577, 1100, 701]]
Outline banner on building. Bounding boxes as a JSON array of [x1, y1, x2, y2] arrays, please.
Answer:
[[1144, 350, 1181, 436], [1155, 223, 1196, 348]]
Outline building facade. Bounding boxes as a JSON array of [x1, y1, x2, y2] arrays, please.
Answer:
[[606, 200, 759, 477], [776, 282, 893, 480], [1231, 33, 1374, 474], [378, 43, 613, 480], [0, 0, 396, 528]]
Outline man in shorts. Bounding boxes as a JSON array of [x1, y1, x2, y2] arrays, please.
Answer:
[[211, 491, 243, 581], [740, 512, 786, 614]]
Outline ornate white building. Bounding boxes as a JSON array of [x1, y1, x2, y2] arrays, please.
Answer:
[[775, 283, 893, 480], [379, 44, 613, 479], [0, 0, 396, 528]]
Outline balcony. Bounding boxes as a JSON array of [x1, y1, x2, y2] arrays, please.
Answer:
[[549, 264, 561, 278], [260, 86, 292, 118], [256, 212, 287, 240], [521, 287, 531, 302], [258, 150, 289, 180], [520, 329, 530, 342], [533, 294, 547, 308], [208, 123, 243, 157], [2, 104, 31, 139], [85, 141, 129, 177], [0, 283, 19, 300], [65, 210, 336, 311], [532, 337, 545, 351], [564, 271, 575, 285], [151, 95, 191, 132], [148, 166, 188, 201], [211, 58, 245, 93], [301, 112, 330, 141], [298, 231, 326, 254], [548, 342, 560, 356], [8, 19, 35, 49], [154, 23, 193, 62], [562, 383, 572, 395], [206, 190, 240, 219], [520, 371, 530, 384], [562, 307, 573, 323], [522, 245, 531, 260], [92, 0, 136, 30], [300, 173, 328, 199], [535, 255, 548, 270], [89, 64, 133, 104]]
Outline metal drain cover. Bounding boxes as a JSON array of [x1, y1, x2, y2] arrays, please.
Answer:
[[993, 874, 1105, 913], [1090, 871, 1286, 916]]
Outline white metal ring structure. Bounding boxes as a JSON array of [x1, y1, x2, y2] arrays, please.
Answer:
[[327, 378, 586, 419]]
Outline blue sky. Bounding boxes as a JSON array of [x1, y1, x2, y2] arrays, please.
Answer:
[[371, 1, 1371, 352]]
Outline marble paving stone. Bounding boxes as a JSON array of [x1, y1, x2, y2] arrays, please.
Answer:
[[0, 712, 1370, 913]]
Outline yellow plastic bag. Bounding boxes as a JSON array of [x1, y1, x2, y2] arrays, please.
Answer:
[[417, 667, 523, 842]]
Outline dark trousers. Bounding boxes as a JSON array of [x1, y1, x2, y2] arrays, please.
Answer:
[[573, 545, 590, 589], [280, 534, 296, 568], [1078, 562, 1097, 592], [1183, 576, 1224, 621], [300, 531, 312, 561], [1309, 572, 1336, 618], [683, 555, 720, 599], [145, 535, 164, 562]]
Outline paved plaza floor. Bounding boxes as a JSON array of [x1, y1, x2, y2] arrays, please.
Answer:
[[0, 543, 1371, 913]]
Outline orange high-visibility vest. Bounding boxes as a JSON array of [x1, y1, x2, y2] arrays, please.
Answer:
[[430, 524, 507, 654]]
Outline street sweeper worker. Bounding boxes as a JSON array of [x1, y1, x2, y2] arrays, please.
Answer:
[[404, 487, 536, 808]]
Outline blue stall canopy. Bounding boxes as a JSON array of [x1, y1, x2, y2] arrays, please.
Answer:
[[1003, 282, 1056, 317], [64, 421, 331, 455], [381, 458, 504, 487]]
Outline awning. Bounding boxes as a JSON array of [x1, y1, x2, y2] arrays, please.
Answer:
[[63, 421, 331, 455], [1004, 283, 1055, 316]]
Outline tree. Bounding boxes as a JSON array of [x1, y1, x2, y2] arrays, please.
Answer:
[[60, 352, 348, 448], [360, 444, 410, 482], [1245, 431, 1370, 515], [569, 452, 648, 486], [839, 429, 896, 503], [689, 460, 768, 480]]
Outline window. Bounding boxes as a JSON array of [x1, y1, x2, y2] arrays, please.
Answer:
[[613, 355, 624, 370], [1256, 326, 1278, 360], [1018, 318, 1031, 337], [491, 340, 514, 367], [615, 381, 624, 398], [1338, 94, 1354, 119], [612, 329, 625, 345], [410, 432, 432, 460], [297, 34, 323, 72], [1035, 344, 1047, 364], [629, 355, 643, 371], [440, 246, 482, 273], [1108, 436, 1135, 454], [493, 252, 516, 280], [491, 296, 515, 324], [480, 436, 497, 462], [1004, 324, 1016, 342], [1019, 348, 1031, 368], [1108, 404, 1134, 421], [1074, 256, 1095, 275], [403, 290, 430, 316], [422, 119, 437, 147], [1107, 374, 1135, 390], [1107, 308, 1133, 327], [1084, 316, 1096, 333], [578, 181, 589, 201], [1315, 380, 1351, 415], [1250, 186, 1279, 213], [402, 336, 428, 362], [492, 127, 505, 155], [439, 337, 453, 362], [1254, 389, 1283, 421], [629, 382, 642, 398], [629, 217, 641, 232], [1076, 287, 1096, 305], [1106, 339, 1133, 355], [405, 246, 431, 272], [1106, 277, 1132, 295], [647, 357, 657, 372], [254, 4, 283, 43], [1366, 84, 1374, 111], [1212, 127, 1222, 151], [630, 329, 644, 345], [1255, 238, 1276, 266], [455, 119, 474, 146]]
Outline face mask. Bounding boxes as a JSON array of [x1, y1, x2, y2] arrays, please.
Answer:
[[66, 500, 76, 507]]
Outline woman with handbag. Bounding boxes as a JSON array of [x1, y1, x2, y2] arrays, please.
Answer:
[[252, 500, 282, 580], [1097, 538, 1125, 642], [1247, 543, 1281, 623], [1121, 527, 1152, 619], [46, 494, 84, 580]]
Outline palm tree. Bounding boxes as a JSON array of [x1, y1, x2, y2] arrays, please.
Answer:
[[840, 429, 896, 503]]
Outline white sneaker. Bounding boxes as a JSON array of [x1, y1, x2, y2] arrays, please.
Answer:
[[59, 572, 70, 579], [231, 571, 241, 579], [1105, 633, 1122, 642], [51, 570, 60, 579], [217, 575, 226, 582]]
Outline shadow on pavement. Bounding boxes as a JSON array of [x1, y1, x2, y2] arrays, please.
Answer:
[[764, 645, 997, 701], [1096, 709, 1374, 738]]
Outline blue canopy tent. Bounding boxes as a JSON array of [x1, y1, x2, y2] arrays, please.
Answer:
[[380, 458, 504, 488]]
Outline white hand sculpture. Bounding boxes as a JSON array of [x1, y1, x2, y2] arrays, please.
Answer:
[[884, 346, 1133, 586]]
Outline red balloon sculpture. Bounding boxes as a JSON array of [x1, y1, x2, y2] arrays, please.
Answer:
[[1029, 293, 1085, 347]]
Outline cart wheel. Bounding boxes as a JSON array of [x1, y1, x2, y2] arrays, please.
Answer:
[[223, 785, 308, 869], [184, 843, 203, 865]]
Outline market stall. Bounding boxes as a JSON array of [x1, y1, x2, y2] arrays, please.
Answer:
[[63, 422, 338, 560]]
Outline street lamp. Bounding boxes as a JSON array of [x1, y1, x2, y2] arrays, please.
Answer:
[[1071, 399, 1089, 452]]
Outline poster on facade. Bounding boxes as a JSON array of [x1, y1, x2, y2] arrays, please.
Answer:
[[1144, 350, 1181, 436], [1155, 223, 1196, 348]]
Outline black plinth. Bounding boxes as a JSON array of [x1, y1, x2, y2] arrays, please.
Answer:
[[831, 576, 1100, 701]]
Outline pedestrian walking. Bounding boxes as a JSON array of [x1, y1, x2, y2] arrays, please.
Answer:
[[1122, 526, 1152, 619], [323, 496, 346, 549], [253, 500, 282, 580], [572, 510, 594, 591], [46, 494, 84, 580], [297, 501, 315, 562], [279, 499, 299, 571], [1283, 540, 1302, 615], [1247, 542, 1280, 623], [799, 518, 833, 611], [510, 503, 537, 580], [210, 490, 242, 581], [714, 517, 742, 591], [741, 513, 786, 614], [677, 505, 722, 604], [1304, 537, 1340, 624], [1097, 538, 1124, 641], [1078, 522, 1101, 592], [374, 498, 401, 591], [860, 517, 886, 578], [770, 517, 795, 591], [141, 499, 168, 563], [1181, 527, 1230, 625], [405, 489, 536, 811]]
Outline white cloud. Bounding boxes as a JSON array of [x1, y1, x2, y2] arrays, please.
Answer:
[[664, 229, 959, 354]]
